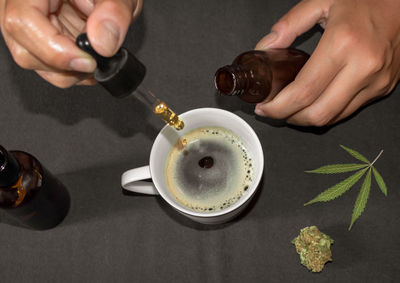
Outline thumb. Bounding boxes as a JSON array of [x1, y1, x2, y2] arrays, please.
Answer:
[[86, 0, 143, 57], [255, 0, 330, 50]]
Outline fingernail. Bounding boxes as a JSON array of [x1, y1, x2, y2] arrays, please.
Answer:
[[96, 20, 120, 55], [255, 31, 277, 50], [70, 57, 96, 73]]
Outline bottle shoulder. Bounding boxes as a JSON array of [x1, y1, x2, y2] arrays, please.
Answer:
[[10, 151, 43, 180], [0, 151, 43, 208], [234, 48, 309, 66]]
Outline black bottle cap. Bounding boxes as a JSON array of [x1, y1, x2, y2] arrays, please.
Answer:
[[76, 33, 146, 98], [0, 145, 20, 187]]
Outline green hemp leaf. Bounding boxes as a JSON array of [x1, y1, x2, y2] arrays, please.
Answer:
[[305, 145, 387, 230]]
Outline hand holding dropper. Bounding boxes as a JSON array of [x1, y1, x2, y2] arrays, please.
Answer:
[[75, 34, 184, 131]]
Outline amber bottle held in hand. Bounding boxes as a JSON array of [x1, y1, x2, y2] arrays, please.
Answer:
[[215, 49, 309, 103], [0, 145, 70, 230]]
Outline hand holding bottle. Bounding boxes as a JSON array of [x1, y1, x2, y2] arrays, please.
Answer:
[[254, 0, 400, 126], [0, 0, 143, 88]]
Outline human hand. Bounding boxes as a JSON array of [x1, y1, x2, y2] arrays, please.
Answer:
[[254, 0, 400, 126], [0, 0, 143, 88]]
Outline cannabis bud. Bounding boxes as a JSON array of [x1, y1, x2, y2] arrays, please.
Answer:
[[291, 226, 334, 272]]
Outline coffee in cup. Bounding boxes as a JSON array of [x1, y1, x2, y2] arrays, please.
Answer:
[[165, 126, 254, 213]]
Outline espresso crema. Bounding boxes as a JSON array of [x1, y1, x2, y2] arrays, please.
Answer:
[[165, 127, 254, 213]]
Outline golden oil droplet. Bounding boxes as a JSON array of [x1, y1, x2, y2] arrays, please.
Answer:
[[153, 101, 184, 130], [175, 138, 188, 151]]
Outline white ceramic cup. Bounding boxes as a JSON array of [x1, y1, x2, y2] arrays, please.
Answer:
[[121, 108, 264, 224]]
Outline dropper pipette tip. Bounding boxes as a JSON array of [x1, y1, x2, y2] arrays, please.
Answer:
[[136, 88, 184, 131]]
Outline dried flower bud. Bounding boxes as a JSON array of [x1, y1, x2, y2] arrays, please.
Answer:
[[291, 226, 334, 272]]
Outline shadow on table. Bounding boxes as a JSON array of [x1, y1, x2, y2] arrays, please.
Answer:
[[323, 223, 367, 271], [53, 161, 149, 228], [216, 89, 333, 134], [156, 176, 265, 230], [0, 212, 26, 229], [0, 160, 263, 231], [10, 16, 156, 140], [0, 160, 151, 230], [216, 89, 390, 135]]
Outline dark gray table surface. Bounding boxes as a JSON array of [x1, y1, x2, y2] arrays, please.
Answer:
[[1, 0, 399, 282]]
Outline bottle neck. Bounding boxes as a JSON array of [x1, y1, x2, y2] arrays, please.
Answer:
[[214, 65, 250, 96], [0, 145, 20, 188]]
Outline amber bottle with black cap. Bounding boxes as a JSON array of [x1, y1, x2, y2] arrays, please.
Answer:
[[215, 48, 309, 103], [0, 145, 70, 230]]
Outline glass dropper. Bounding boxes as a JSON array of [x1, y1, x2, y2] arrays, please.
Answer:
[[135, 88, 185, 131], [75, 33, 184, 131]]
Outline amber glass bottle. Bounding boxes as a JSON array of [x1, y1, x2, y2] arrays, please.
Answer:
[[215, 48, 309, 103], [0, 145, 70, 230]]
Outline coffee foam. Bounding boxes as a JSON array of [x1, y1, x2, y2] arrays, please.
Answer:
[[165, 127, 254, 213]]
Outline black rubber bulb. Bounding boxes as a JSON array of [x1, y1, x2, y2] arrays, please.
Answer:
[[76, 33, 108, 72], [75, 33, 146, 98]]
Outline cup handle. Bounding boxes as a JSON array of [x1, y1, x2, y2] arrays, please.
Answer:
[[121, 166, 159, 195]]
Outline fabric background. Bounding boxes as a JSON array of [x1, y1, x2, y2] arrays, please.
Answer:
[[1, 0, 399, 282]]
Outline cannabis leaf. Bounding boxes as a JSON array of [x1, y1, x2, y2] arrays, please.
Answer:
[[339, 145, 370, 164], [304, 168, 368, 205], [305, 163, 368, 174], [349, 168, 371, 230], [304, 146, 387, 230], [372, 167, 387, 196]]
